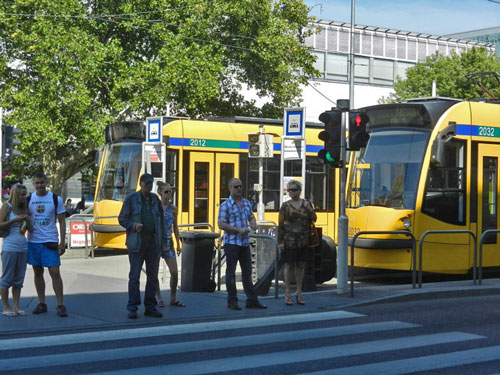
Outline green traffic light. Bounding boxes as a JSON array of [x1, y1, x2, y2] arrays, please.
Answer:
[[325, 152, 336, 163]]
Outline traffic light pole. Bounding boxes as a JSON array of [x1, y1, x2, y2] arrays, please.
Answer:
[[337, 111, 349, 294], [257, 125, 264, 222]]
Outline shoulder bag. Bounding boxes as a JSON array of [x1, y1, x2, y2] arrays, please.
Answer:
[[305, 200, 320, 248]]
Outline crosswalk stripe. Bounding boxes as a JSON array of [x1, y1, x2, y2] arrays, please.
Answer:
[[0, 310, 363, 351], [0, 320, 418, 371], [301, 345, 500, 375], [84, 332, 484, 375]]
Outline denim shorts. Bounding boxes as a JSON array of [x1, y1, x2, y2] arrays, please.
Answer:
[[28, 242, 61, 267]]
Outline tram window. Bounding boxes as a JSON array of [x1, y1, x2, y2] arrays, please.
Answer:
[[97, 142, 142, 202], [422, 139, 466, 225], [194, 162, 209, 223], [219, 163, 234, 205], [240, 154, 333, 212], [482, 157, 498, 244], [241, 155, 281, 212], [306, 156, 334, 212], [165, 149, 178, 207]]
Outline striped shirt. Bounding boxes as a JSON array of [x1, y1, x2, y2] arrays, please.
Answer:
[[218, 195, 255, 247]]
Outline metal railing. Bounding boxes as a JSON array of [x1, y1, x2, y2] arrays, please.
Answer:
[[256, 220, 277, 226], [249, 233, 280, 299], [350, 231, 416, 297], [418, 230, 477, 287], [478, 229, 500, 285]]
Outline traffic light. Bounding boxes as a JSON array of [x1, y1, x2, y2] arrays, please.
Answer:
[[2, 125, 22, 161], [248, 134, 273, 158], [317, 110, 343, 167], [348, 112, 370, 151]]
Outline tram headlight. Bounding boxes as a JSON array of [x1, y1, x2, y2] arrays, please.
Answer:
[[399, 216, 411, 229]]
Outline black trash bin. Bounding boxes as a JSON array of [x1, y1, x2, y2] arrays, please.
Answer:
[[180, 231, 219, 292]]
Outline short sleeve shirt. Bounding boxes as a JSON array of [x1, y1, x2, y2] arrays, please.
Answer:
[[218, 196, 254, 247], [28, 192, 65, 243]]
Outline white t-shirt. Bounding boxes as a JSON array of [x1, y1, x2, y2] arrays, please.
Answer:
[[28, 192, 65, 243]]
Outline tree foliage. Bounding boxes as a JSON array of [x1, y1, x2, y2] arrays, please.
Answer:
[[0, 0, 318, 192], [383, 47, 500, 104]]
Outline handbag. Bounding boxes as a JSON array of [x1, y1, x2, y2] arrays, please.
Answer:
[[0, 204, 12, 238], [309, 223, 320, 248]]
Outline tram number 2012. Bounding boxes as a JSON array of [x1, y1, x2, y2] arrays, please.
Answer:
[[478, 126, 496, 137], [190, 139, 206, 147]]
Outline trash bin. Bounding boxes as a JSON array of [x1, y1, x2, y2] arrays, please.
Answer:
[[180, 231, 219, 292]]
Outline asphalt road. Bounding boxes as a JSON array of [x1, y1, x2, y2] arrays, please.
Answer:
[[2, 294, 500, 374]]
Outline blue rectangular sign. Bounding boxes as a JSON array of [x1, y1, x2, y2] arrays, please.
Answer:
[[284, 108, 305, 138]]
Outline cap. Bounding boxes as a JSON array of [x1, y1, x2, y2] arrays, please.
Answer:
[[140, 173, 154, 183]]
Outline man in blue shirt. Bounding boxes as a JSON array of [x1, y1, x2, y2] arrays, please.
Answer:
[[119, 173, 167, 319], [218, 178, 266, 310]]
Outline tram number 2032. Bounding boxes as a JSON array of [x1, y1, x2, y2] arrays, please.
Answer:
[[479, 126, 496, 137]]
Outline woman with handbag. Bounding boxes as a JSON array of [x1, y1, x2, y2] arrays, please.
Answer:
[[278, 180, 317, 306], [0, 184, 32, 316]]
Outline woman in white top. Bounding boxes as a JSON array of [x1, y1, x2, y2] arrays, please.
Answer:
[[0, 184, 32, 316]]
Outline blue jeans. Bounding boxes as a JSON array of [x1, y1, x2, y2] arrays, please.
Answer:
[[224, 244, 258, 306], [127, 233, 159, 312]]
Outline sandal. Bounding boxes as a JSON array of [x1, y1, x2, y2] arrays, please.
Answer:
[[296, 295, 306, 305], [15, 310, 27, 316], [285, 295, 294, 306], [1, 311, 17, 317], [170, 301, 186, 307], [157, 299, 165, 307]]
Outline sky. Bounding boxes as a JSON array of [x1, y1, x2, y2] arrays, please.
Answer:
[[303, 0, 500, 36]]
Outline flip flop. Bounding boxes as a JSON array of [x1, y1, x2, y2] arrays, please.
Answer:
[[1, 311, 17, 317], [170, 301, 186, 307], [16, 310, 27, 316]]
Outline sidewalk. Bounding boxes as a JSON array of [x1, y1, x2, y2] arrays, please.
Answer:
[[1, 251, 500, 337]]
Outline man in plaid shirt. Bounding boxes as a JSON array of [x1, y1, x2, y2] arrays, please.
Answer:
[[218, 178, 267, 310]]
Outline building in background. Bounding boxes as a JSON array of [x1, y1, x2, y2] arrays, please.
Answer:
[[446, 26, 500, 58], [299, 20, 495, 122]]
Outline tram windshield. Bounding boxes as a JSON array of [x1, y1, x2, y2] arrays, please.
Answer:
[[96, 141, 142, 202], [348, 128, 430, 209]]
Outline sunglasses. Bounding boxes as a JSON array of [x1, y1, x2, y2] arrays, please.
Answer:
[[232, 185, 243, 189], [288, 188, 299, 192], [161, 190, 172, 194]]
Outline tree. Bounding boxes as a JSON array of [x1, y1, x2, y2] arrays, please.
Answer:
[[383, 47, 500, 103], [0, 0, 318, 192]]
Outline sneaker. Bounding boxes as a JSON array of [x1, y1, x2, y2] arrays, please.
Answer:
[[32, 303, 48, 314], [56, 305, 68, 317], [227, 303, 242, 311], [144, 309, 163, 318], [128, 310, 138, 319]]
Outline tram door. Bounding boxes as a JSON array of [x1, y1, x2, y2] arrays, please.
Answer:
[[477, 145, 500, 267], [189, 152, 239, 232]]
